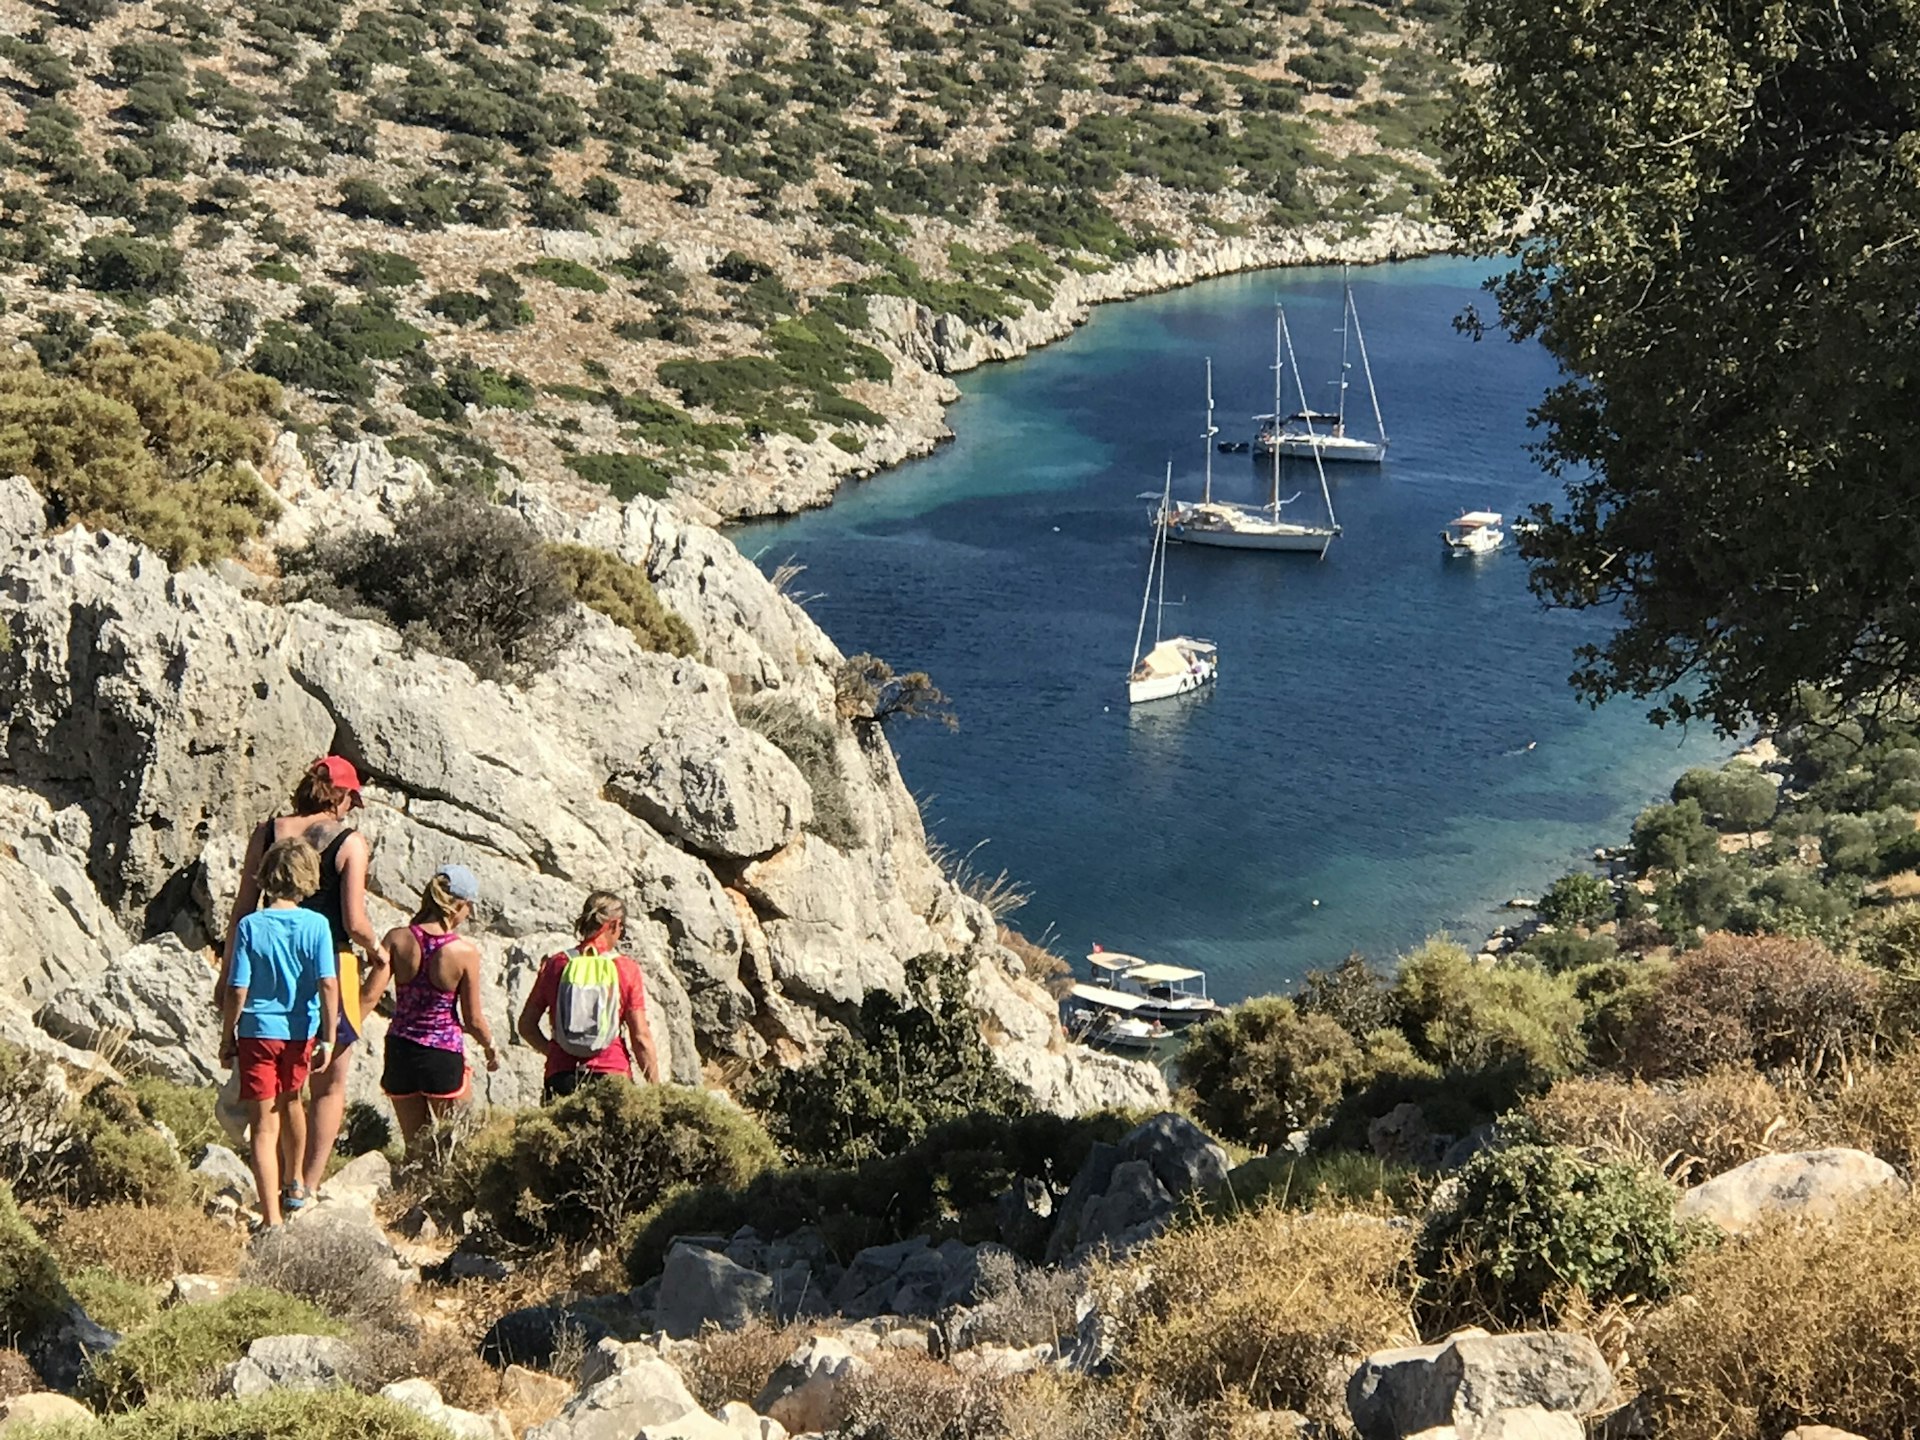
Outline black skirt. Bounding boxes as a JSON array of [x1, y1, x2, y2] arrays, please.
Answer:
[[381, 1034, 470, 1101]]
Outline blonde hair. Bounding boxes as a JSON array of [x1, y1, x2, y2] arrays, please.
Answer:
[[259, 837, 321, 902], [575, 890, 626, 942], [416, 872, 465, 927]]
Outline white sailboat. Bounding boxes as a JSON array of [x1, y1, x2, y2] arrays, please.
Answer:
[[1163, 314, 1340, 555], [1256, 269, 1388, 465], [1130, 463, 1217, 706]]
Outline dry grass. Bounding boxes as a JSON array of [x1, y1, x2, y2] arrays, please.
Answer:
[[0, 1348, 38, 1401], [49, 1201, 243, 1285], [1634, 1196, 1920, 1440], [930, 840, 1032, 921], [1824, 1043, 1920, 1170], [998, 926, 1073, 999], [371, 1323, 505, 1415], [678, 1320, 810, 1410], [1101, 1205, 1415, 1427], [1518, 1068, 1812, 1186]]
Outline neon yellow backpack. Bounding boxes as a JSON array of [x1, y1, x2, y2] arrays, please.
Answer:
[[553, 945, 621, 1058]]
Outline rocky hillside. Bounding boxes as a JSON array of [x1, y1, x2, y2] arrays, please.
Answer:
[[0, 447, 1163, 1116], [0, 0, 1453, 520]]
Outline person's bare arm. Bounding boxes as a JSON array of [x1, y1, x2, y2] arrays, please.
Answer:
[[220, 984, 246, 1067], [335, 832, 388, 962], [625, 1004, 660, 1083], [517, 978, 553, 1059], [217, 822, 270, 1010], [452, 940, 499, 1070], [361, 924, 403, 1018]]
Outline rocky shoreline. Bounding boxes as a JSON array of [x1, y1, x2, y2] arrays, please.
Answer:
[[689, 215, 1455, 525]]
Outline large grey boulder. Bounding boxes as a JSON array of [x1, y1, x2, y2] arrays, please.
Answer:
[[530, 1339, 706, 1440], [37, 936, 221, 1086], [218, 1334, 360, 1397], [658, 1243, 774, 1338], [1047, 1112, 1230, 1261], [379, 1378, 514, 1440], [1347, 1330, 1613, 1440], [1676, 1148, 1907, 1234], [753, 1336, 868, 1435], [610, 730, 811, 862]]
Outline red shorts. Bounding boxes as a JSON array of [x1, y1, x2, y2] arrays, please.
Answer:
[[237, 1038, 313, 1102]]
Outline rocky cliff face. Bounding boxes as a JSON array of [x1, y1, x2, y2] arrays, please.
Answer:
[[0, 458, 1165, 1116]]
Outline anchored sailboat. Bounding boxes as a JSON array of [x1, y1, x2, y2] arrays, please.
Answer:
[[1130, 462, 1217, 706], [1162, 313, 1341, 555], [1256, 269, 1388, 465]]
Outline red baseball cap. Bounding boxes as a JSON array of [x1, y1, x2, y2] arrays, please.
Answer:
[[314, 755, 363, 803]]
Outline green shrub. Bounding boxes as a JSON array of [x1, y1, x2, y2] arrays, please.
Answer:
[[1177, 998, 1370, 1149], [86, 1287, 343, 1409], [442, 362, 533, 410], [0, 335, 281, 566], [1673, 763, 1778, 832], [747, 951, 1029, 1167], [282, 491, 575, 681], [1295, 952, 1399, 1038], [1536, 870, 1614, 929], [46, 1389, 458, 1438], [518, 257, 608, 293], [1517, 930, 1618, 975], [0, 1183, 71, 1343], [1394, 939, 1587, 1078], [1632, 799, 1720, 872], [337, 248, 421, 289], [735, 699, 859, 850], [440, 1083, 777, 1250], [564, 452, 671, 501], [544, 542, 697, 657], [78, 235, 184, 295], [68, 1265, 159, 1333], [1626, 932, 1879, 1082], [1415, 1144, 1699, 1327], [1210, 1151, 1420, 1215]]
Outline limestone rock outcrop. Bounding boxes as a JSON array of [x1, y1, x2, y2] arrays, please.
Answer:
[[0, 465, 1160, 1119], [1347, 1330, 1614, 1440], [1676, 1148, 1908, 1234]]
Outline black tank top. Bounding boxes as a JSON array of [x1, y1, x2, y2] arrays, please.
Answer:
[[265, 820, 352, 951]]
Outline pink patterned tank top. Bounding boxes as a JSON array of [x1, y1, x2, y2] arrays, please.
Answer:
[[390, 927, 465, 1053]]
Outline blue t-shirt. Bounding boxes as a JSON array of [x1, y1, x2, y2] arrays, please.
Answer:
[[230, 907, 337, 1041]]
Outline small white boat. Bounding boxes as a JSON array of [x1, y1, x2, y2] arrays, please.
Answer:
[[1062, 984, 1168, 1054], [1131, 463, 1218, 705], [1443, 510, 1506, 556], [1084, 953, 1223, 1027]]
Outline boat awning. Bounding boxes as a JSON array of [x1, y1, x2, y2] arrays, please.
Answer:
[[1285, 410, 1340, 424], [1136, 640, 1197, 678], [1127, 963, 1205, 984], [1087, 952, 1149, 970], [1067, 983, 1150, 1012], [1452, 511, 1503, 527]]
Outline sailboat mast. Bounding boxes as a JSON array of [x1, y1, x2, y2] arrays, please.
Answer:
[[1336, 265, 1352, 434], [1279, 307, 1338, 550], [1155, 462, 1170, 645], [1131, 490, 1159, 674], [1269, 307, 1283, 515], [1349, 283, 1387, 446], [1202, 358, 1215, 505]]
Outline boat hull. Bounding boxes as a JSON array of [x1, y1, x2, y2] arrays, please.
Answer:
[[1168, 520, 1333, 552], [1260, 434, 1387, 464], [1132, 1000, 1222, 1028], [1129, 666, 1216, 706], [1442, 534, 1504, 556]]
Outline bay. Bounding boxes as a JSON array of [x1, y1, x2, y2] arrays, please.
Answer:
[[733, 255, 1728, 1002]]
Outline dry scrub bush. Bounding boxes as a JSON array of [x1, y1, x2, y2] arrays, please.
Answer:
[[997, 1373, 1213, 1440], [837, 1352, 1013, 1440], [1627, 933, 1879, 1082], [50, 1201, 242, 1284], [32, 1390, 471, 1439], [679, 1320, 809, 1410], [1824, 1043, 1920, 1169], [1635, 1196, 1920, 1440], [1103, 1205, 1413, 1426], [0, 1348, 38, 1401], [955, 1249, 1084, 1350], [1517, 1068, 1811, 1185], [240, 1217, 405, 1321]]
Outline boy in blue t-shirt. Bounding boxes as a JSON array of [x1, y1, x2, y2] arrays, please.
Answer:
[[221, 837, 339, 1228]]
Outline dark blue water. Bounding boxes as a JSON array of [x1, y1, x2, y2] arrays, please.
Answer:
[[734, 256, 1726, 1001]]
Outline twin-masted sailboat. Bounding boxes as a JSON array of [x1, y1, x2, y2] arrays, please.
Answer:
[[1255, 269, 1388, 465], [1129, 463, 1218, 706], [1160, 309, 1341, 555]]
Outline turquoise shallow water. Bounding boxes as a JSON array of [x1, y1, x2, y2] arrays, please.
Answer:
[[733, 256, 1728, 1002]]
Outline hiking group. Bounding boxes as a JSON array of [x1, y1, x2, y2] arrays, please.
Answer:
[[217, 755, 662, 1229]]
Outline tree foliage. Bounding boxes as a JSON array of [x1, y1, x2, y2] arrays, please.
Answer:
[[1442, 0, 1920, 731], [0, 334, 281, 565]]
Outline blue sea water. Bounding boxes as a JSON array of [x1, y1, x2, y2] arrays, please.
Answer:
[[732, 256, 1729, 1002]]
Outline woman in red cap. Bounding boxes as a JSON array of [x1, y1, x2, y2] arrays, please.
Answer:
[[221, 755, 388, 1210]]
